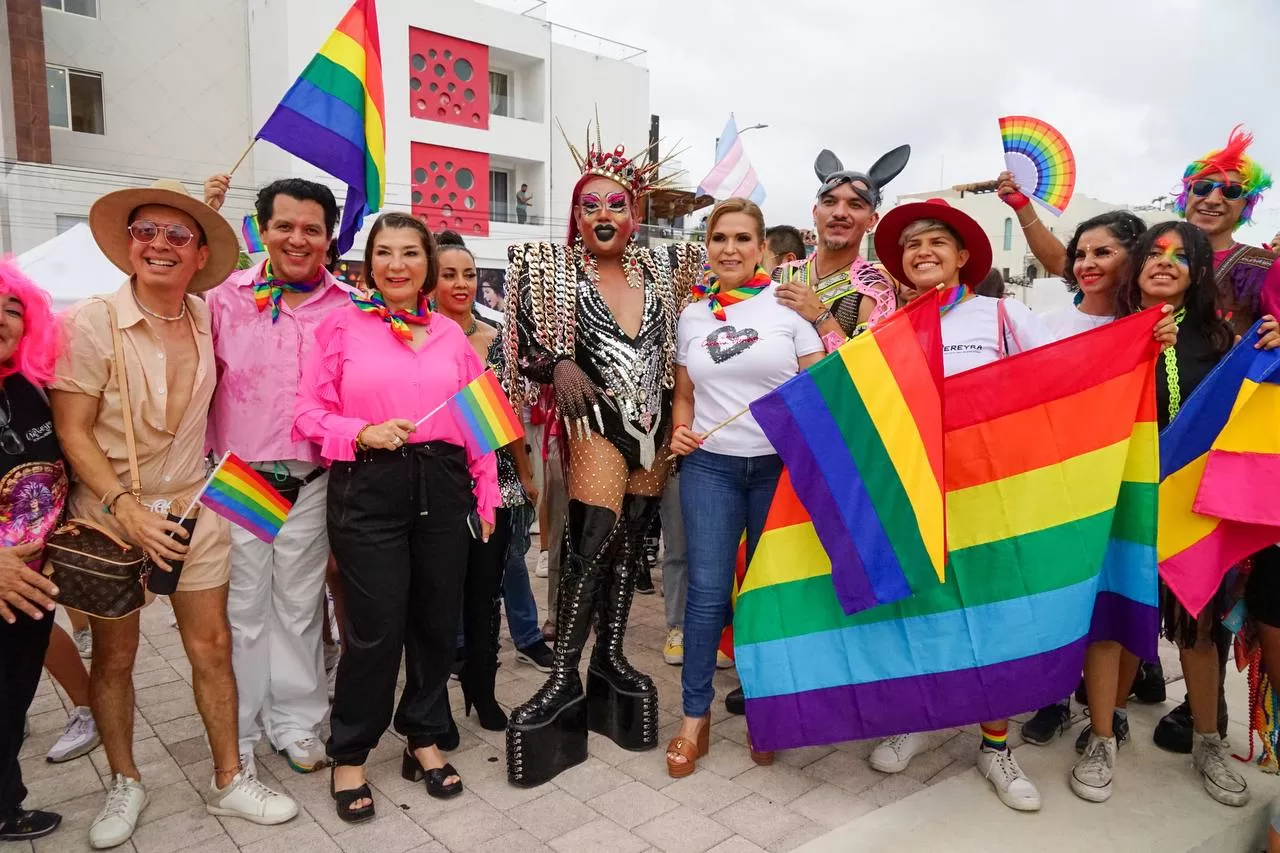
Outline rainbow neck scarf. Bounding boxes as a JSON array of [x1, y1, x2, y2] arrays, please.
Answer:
[[253, 261, 325, 322], [350, 289, 431, 343], [939, 284, 967, 318], [692, 265, 771, 321]]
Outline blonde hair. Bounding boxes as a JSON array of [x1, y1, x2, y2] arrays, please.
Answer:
[[706, 198, 766, 242], [899, 218, 964, 248]]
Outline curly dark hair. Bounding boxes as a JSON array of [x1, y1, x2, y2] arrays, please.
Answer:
[[255, 178, 339, 238], [1062, 211, 1146, 292], [1117, 220, 1232, 355]]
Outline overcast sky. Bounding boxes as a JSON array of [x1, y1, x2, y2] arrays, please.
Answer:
[[545, 0, 1280, 246]]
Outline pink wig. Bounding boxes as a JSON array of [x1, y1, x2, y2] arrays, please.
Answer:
[[0, 257, 63, 386]]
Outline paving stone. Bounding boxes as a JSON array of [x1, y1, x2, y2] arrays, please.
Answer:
[[550, 756, 632, 801], [587, 780, 678, 829], [413, 799, 516, 852], [633, 805, 733, 853], [465, 829, 552, 853], [330, 811, 431, 853], [731, 764, 822, 805], [548, 817, 648, 853], [129, 804, 228, 853], [788, 783, 878, 829], [804, 748, 887, 795], [239, 821, 341, 853], [712, 794, 815, 849], [505, 788, 599, 842], [661, 769, 751, 815], [860, 772, 928, 808]]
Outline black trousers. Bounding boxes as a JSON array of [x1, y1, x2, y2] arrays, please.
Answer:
[[326, 443, 472, 765], [1, 611, 53, 817], [462, 506, 510, 667]]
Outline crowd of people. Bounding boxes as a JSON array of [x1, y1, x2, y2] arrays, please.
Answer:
[[1, 119, 1279, 850]]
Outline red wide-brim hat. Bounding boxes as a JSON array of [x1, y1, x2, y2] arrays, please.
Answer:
[[874, 198, 993, 288]]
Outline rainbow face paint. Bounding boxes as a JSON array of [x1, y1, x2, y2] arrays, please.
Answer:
[[1151, 237, 1188, 267]]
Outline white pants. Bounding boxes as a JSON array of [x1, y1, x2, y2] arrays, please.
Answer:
[[227, 463, 330, 753]]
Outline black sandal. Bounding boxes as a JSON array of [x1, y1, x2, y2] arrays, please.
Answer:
[[401, 750, 464, 799], [330, 766, 375, 823]]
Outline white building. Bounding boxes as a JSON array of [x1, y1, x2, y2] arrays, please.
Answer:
[[0, 0, 656, 287]]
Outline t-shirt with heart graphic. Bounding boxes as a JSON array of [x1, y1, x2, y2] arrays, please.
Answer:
[[677, 283, 823, 456]]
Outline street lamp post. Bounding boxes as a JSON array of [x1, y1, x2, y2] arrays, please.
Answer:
[[716, 122, 768, 150]]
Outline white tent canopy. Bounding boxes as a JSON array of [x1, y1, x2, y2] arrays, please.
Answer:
[[17, 224, 124, 309]]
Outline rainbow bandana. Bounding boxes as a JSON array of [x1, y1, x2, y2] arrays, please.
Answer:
[[692, 265, 771, 321], [253, 262, 324, 322], [350, 288, 431, 343]]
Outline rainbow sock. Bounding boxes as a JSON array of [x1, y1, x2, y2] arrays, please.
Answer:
[[981, 723, 1009, 752]]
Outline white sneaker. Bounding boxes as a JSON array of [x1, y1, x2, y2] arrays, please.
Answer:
[[205, 771, 298, 825], [535, 550, 549, 578], [869, 733, 926, 773], [977, 746, 1041, 811], [1193, 731, 1249, 806], [46, 706, 100, 763], [663, 628, 684, 665], [89, 774, 147, 849], [73, 627, 93, 659], [1070, 733, 1116, 803], [279, 737, 328, 773]]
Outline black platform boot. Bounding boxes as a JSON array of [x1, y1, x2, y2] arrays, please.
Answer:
[[507, 501, 622, 787], [587, 495, 661, 752], [460, 594, 508, 731]]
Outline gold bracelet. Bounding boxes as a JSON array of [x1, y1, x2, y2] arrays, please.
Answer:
[[1019, 218, 1039, 231], [354, 425, 371, 452]]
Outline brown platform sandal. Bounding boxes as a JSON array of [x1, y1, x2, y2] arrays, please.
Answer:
[[746, 731, 775, 766], [666, 719, 710, 778]]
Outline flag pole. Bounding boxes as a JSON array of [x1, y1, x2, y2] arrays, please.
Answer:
[[177, 452, 230, 524], [414, 399, 449, 429], [228, 139, 257, 177], [699, 405, 751, 441]]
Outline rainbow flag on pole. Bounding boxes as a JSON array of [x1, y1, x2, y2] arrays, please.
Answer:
[[736, 310, 1160, 750], [750, 288, 944, 614], [449, 370, 525, 455], [197, 453, 292, 543], [1158, 323, 1280, 617], [255, 0, 385, 253], [241, 214, 265, 253]]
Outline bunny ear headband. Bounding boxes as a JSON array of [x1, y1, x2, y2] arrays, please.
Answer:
[[814, 144, 912, 208]]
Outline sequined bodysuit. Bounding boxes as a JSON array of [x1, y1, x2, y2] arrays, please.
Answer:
[[503, 241, 705, 471]]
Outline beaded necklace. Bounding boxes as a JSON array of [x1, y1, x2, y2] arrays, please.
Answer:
[[1163, 307, 1188, 422]]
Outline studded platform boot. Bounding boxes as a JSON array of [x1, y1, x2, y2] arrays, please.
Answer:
[[507, 501, 623, 787], [587, 495, 661, 751]]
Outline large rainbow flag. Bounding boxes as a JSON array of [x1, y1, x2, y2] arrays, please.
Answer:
[[197, 453, 293, 543], [736, 310, 1160, 750], [1158, 322, 1280, 617], [750, 288, 944, 614], [256, 0, 385, 253]]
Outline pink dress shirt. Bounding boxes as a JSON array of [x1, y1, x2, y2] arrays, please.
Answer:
[[293, 304, 499, 523], [206, 261, 353, 464]]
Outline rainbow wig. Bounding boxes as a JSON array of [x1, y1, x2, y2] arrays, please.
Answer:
[[1174, 124, 1274, 225], [0, 257, 62, 386]]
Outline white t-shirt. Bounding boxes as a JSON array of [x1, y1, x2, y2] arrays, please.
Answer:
[[941, 296, 1053, 376], [677, 284, 824, 456], [1040, 304, 1114, 342]]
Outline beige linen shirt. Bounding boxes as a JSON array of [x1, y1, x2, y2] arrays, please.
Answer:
[[51, 280, 229, 589]]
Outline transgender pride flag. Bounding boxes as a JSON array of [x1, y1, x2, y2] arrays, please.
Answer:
[[698, 115, 766, 204]]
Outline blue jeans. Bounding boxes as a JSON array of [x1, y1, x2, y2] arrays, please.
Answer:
[[502, 502, 543, 649], [679, 449, 782, 717]]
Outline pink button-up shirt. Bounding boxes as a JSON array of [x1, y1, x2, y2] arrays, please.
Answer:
[[206, 261, 353, 464], [293, 305, 499, 523]]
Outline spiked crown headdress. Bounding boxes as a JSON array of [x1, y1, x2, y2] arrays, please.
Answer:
[[560, 113, 683, 200]]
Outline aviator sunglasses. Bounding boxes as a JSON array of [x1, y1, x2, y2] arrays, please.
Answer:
[[1188, 179, 1246, 200], [127, 220, 197, 249]]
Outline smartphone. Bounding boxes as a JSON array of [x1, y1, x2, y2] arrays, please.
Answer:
[[467, 510, 484, 541]]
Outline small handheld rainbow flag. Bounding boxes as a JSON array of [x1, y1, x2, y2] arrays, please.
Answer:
[[241, 214, 265, 253], [190, 452, 292, 543], [447, 370, 524, 454]]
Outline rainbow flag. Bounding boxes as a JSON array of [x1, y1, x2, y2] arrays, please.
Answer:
[[241, 214, 265, 253], [735, 311, 1160, 750], [1158, 322, 1280, 617], [750, 288, 944, 614], [198, 453, 292, 543], [255, 0, 385, 253], [449, 370, 525, 455]]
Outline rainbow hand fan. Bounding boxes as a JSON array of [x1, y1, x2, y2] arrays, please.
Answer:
[[999, 115, 1076, 216]]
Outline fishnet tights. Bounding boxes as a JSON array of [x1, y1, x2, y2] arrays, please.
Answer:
[[565, 431, 672, 516]]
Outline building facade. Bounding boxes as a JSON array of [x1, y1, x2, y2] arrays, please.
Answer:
[[1, 0, 653, 287]]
